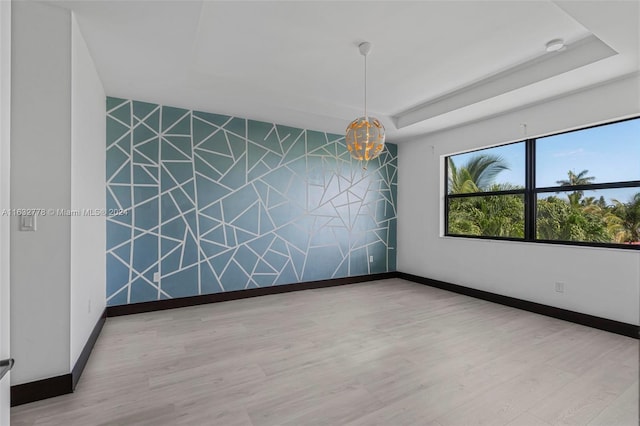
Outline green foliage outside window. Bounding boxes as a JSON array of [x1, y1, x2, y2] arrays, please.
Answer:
[[447, 155, 640, 245], [448, 192, 524, 238]]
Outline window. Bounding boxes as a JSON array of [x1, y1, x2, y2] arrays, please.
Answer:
[[446, 142, 525, 239], [445, 117, 640, 249]]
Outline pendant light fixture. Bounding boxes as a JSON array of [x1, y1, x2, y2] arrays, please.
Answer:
[[345, 41, 385, 166]]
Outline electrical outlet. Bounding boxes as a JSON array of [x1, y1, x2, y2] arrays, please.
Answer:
[[555, 282, 565, 293], [153, 272, 160, 282], [369, 255, 374, 262]]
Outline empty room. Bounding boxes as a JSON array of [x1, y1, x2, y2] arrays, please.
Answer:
[[0, 1, 638, 425]]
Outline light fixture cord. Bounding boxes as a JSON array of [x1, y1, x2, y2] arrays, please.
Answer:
[[364, 53, 368, 120]]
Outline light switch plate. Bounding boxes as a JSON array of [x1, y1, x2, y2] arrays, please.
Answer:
[[19, 215, 36, 231]]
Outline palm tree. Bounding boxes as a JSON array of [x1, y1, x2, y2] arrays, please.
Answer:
[[556, 169, 595, 206], [448, 154, 509, 194], [610, 193, 640, 243], [556, 169, 595, 187], [581, 195, 607, 213]]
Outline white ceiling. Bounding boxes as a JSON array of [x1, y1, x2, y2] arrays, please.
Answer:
[[53, 0, 639, 143]]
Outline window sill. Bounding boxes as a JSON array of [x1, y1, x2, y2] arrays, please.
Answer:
[[440, 235, 639, 252]]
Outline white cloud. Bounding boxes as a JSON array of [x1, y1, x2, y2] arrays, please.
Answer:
[[552, 148, 585, 158]]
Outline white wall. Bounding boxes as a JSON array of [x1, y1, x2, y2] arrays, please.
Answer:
[[11, 2, 107, 386], [397, 73, 640, 326], [0, 0, 11, 423], [70, 14, 106, 369], [10, 1, 72, 384]]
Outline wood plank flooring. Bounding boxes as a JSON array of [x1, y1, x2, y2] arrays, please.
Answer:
[[11, 279, 639, 425]]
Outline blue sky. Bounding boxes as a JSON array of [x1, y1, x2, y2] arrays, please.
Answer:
[[536, 119, 640, 187], [449, 118, 640, 203]]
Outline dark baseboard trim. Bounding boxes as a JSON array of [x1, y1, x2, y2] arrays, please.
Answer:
[[10, 374, 72, 407], [107, 272, 398, 317], [398, 272, 639, 339], [72, 308, 107, 389], [11, 309, 108, 406]]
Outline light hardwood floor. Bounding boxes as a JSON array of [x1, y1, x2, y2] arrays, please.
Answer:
[[11, 279, 639, 425]]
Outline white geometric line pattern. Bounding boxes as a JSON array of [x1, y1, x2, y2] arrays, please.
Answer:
[[106, 97, 397, 305]]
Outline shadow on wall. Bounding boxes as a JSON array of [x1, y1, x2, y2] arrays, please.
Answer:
[[105, 98, 398, 305]]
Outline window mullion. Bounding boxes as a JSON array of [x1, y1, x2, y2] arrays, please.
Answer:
[[525, 138, 536, 241], [444, 157, 449, 235]]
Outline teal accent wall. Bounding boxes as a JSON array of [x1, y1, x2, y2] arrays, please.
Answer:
[[106, 97, 397, 305]]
